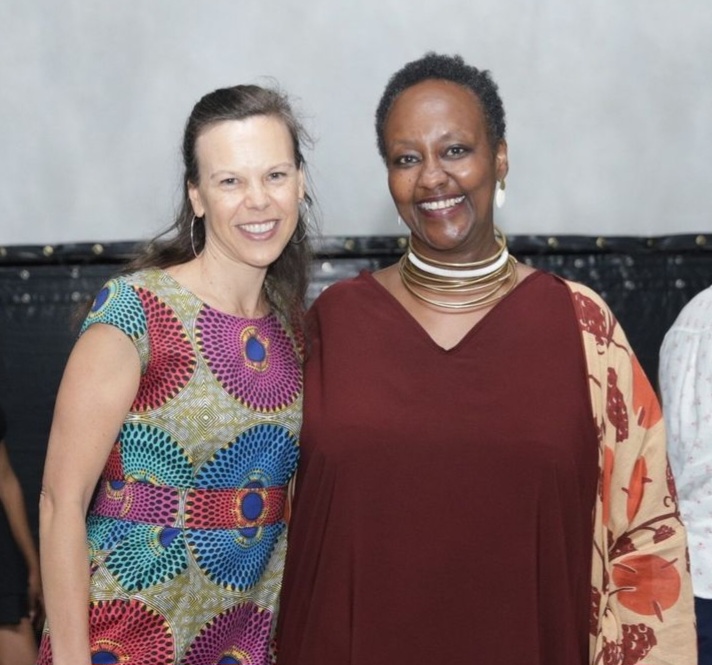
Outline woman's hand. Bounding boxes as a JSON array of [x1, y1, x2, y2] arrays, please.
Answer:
[[27, 564, 44, 628]]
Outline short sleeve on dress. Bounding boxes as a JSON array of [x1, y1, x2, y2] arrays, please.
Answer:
[[80, 277, 150, 373]]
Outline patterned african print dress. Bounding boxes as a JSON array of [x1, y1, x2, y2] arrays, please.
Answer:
[[38, 267, 302, 665]]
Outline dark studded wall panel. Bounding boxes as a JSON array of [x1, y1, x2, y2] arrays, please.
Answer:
[[1, 235, 711, 538]]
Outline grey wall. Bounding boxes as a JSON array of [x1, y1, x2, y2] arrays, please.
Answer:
[[2, 0, 711, 245]]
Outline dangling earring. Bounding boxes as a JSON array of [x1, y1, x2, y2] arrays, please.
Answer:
[[292, 200, 311, 244], [190, 215, 202, 257], [495, 179, 506, 209], [397, 215, 404, 227]]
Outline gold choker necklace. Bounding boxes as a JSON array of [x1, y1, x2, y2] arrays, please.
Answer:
[[399, 227, 519, 311]]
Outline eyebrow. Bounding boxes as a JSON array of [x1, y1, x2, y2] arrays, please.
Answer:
[[208, 162, 297, 181], [388, 130, 472, 149]]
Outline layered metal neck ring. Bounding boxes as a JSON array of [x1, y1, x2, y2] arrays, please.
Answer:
[[399, 226, 519, 311]]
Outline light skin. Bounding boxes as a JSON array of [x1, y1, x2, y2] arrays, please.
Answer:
[[39, 326, 140, 665], [0, 440, 42, 665], [39, 114, 303, 665], [374, 79, 535, 349], [172, 115, 305, 318]]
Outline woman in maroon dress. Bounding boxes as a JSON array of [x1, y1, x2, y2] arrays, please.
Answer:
[[277, 53, 696, 664]]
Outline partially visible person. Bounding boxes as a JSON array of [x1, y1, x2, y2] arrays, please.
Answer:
[[0, 403, 42, 665], [660, 285, 712, 665], [277, 52, 696, 664], [38, 83, 313, 665]]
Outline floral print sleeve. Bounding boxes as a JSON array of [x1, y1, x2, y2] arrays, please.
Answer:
[[567, 281, 697, 665]]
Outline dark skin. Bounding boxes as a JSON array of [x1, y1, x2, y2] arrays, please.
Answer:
[[0, 439, 42, 665], [374, 78, 535, 350]]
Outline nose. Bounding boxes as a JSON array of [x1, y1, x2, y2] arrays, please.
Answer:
[[417, 155, 448, 190], [244, 180, 270, 209]]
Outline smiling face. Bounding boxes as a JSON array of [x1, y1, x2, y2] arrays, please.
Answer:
[[383, 79, 508, 262], [188, 115, 305, 271]]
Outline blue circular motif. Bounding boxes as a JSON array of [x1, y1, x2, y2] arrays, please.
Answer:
[[187, 523, 285, 591], [82, 278, 146, 339], [159, 527, 180, 548], [195, 423, 298, 489], [92, 651, 119, 664], [93, 287, 110, 311], [189, 424, 298, 590], [240, 492, 264, 521], [245, 335, 266, 362]]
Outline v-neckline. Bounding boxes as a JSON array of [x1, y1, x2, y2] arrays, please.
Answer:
[[360, 268, 543, 353]]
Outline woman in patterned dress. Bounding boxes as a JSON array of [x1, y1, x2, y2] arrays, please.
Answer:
[[276, 53, 697, 664], [38, 84, 313, 665]]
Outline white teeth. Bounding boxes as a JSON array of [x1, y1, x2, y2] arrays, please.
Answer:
[[241, 221, 276, 234], [419, 196, 465, 211]]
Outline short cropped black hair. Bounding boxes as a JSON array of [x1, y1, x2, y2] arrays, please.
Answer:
[[375, 52, 506, 161]]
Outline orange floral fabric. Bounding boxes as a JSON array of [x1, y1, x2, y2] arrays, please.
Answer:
[[567, 281, 697, 665]]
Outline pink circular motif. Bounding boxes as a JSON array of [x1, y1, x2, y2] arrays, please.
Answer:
[[196, 309, 301, 412], [92, 480, 180, 526], [181, 603, 273, 665], [37, 598, 175, 664]]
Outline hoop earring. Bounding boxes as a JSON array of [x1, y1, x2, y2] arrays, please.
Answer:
[[292, 200, 311, 244], [291, 224, 307, 245], [190, 215, 202, 257], [495, 179, 506, 209]]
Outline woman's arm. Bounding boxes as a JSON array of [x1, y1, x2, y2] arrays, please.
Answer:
[[0, 440, 42, 622], [39, 323, 140, 665]]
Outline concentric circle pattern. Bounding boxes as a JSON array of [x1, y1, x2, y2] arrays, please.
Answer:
[[92, 479, 180, 525], [187, 522, 285, 591], [82, 278, 147, 339], [103, 523, 188, 592], [196, 308, 301, 412], [87, 513, 134, 557], [133, 287, 197, 411], [37, 598, 175, 664], [41, 270, 301, 664], [115, 421, 193, 486], [181, 602, 273, 665], [196, 424, 299, 489], [188, 424, 297, 590]]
